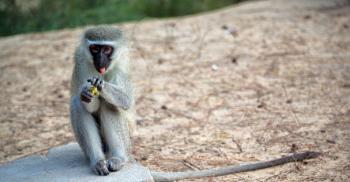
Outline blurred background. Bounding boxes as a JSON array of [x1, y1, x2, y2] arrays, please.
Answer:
[[0, 0, 245, 37]]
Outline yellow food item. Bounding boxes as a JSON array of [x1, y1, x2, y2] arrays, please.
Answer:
[[89, 86, 100, 96]]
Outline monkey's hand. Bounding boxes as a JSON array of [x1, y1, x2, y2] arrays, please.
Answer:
[[80, 86, 95, 103], [87, 77, 104, 91], [80, 77, 103, 103]]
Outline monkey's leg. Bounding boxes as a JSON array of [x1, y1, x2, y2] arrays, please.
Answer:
[[70, 96, 109, 176], [99, 103, 132, 172]]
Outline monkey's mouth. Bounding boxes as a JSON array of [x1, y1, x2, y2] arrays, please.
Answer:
[[93, 62, 111, 75], [99, 67, 106, 74], [92, 54, 112, 75]]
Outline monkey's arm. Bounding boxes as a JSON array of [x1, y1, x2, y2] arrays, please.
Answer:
[[100, 81, 133, 110], [150, 151, 320, 182], [80, 85, 101, 113]]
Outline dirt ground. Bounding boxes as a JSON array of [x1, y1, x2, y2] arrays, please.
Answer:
[[0, 0, 349, 181]]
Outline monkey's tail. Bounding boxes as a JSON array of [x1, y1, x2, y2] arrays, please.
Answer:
[[150, 151, 320, 182]]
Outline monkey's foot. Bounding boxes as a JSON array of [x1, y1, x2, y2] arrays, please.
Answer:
[[94, 160, 110, 176], [107, 157, 124, 172]]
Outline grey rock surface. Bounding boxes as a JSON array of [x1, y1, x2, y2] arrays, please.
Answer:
[[0, 143, 154, 182]]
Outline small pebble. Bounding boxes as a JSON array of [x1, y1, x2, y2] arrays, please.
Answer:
[[161, 105, 168, 110], [211, 64, 219, 71]]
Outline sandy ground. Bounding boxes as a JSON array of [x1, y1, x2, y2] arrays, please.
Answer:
[[0, 0, 349, 181]]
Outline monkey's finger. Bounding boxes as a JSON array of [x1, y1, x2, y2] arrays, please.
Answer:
[[87, 79, 93, 84], [88, 77, 98, 84], [94, 78, 100, 85], [95, 160, 110, 176], [97, 80, 103, 91], [82, 90, 93, 98], [80, 94, 92, 103], [84, 92, 93, 98]]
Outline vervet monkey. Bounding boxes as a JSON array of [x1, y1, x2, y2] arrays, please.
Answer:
[[70, 26, 134, 175], [70, 26, 320, 180]]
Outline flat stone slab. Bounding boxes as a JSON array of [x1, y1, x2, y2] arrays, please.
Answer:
[[0, 143, 154, 182]]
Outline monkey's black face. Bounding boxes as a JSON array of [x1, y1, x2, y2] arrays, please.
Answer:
[[89, 44, 114, 74]]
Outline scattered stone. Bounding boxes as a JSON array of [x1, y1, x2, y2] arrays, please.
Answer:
[[257, 102, 266, 108], [211, 64, 219, 71], [326, 139, 336, 144], [221, 25, 228, 30], [304, 15, 311, 20], [141, 156, 148, 161], [343, 83, 350, 88], [22, 87, 28, 92], [221, 24, 238, 36], [231, 57, 237, 64], [158, 58, 165, 64], [160, 105, 168, 110], [228, 26, 238, 36], [290, 143, 298, 153]]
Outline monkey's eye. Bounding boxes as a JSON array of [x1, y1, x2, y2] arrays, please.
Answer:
[[103, 46, 113, 55], [89, 45, 99, 53]]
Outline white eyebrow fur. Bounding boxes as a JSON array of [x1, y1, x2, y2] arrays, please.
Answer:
[[87, 40, 115, 46]]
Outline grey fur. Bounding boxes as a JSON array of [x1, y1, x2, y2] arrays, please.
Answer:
[[70, 26, 134, 175]]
